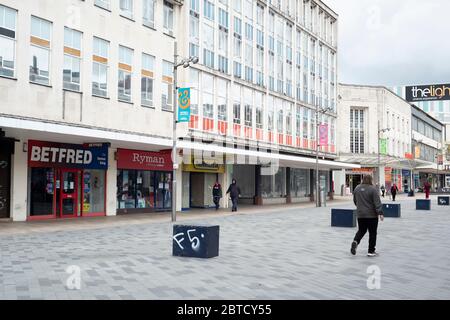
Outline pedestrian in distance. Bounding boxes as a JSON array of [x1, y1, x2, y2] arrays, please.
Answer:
[[212, 181, 222, 211], [424, 180, 431, 199], [226, 179, 241, 212], [390, 184, 399, 202], [351, 175, 384, 257], [380, 185, 386, 198]]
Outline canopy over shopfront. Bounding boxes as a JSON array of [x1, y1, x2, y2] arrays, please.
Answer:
[[178, 141, 360, 170]]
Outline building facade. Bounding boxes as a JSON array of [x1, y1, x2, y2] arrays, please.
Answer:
[[0, 0, 356, 222], [334, 84, 413, 193], [178, 0, 344, 208], [411, 105, 447, 191]]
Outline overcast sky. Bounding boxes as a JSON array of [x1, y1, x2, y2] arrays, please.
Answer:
[[325, 0, 450, 86]]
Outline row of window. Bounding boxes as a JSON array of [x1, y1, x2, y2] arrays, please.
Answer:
[[94, 0, 174, 34], [188, 69, 336, 143], [0, 5, 174, 109], [189, 0, 337, 109]]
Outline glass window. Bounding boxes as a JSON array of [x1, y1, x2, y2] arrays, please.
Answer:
[[94, 0, 110, 10], [233, 0, 241, 13], [244, 0, 253, 20], [92, 37, 109, 97], [143, 0, 155, 28], [233, 84, 241, 124], [189, 69, 199, 115], [191, 0, 200, 13], [118, 46, 133, 102], [29, 168, 55, 216], [63, 28, 82, 91], [261, 167, 286, 198], [120, 0, 134, 19], [82, 170, 106, 214], [204, 0, 215, 21], [162, 60, 173, 110], [163, 1, 174, 34], [290, 168, 310, 197], [0, 5, 17, 78], [219, 8, 228, 29], [30, 16, 51, 85], [141, 53, 154, 107]]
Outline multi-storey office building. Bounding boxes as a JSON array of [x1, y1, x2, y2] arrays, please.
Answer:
[[177, 0, 351, 208], [0, 0, 355, 221], [0, 0, 183, 221]]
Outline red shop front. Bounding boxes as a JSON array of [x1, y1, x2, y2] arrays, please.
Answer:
[[27, 140, 109, 220], [116, 149, 173, 214]]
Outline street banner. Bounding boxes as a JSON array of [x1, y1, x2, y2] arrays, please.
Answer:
[[438, 155, 444, 165], [177, 88, 191, 123], [319, 124, 328, 146], [415, 146, 421, 159], [380, 139, 387, 155]]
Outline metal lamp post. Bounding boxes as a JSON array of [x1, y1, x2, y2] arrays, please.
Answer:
[[315, 104, 333, 208], [171, 41, 198, 222]]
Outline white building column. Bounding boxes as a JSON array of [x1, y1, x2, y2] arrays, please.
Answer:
[[378, 165, 386, 187], [11, 141, 28, 222], [106, 147, 117, 217], [333, 169, 346, 196]]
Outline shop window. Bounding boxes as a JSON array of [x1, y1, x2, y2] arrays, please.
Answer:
[[290, 168, 310, 197], [261, 167, 286, 198], [82, 170, 105, 214], [117, 170, 171, 210], [29, 168, 55, 216]]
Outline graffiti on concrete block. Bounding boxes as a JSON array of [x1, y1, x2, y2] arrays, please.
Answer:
[[173, 229, 205, 252]]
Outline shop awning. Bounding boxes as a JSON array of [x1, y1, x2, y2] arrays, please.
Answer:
[[177, 140, 360, 170]]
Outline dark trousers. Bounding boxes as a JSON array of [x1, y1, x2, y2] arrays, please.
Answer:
[[354, 218, 379, 254], [392, 193, 396, 201], [213, 197, 220, 210], [231, 197, 238, 212], [381, 191, 385, 198]]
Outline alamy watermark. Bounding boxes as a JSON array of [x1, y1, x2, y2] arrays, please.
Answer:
[[66, 265, 81, 290], [366, 265, 381, 290]]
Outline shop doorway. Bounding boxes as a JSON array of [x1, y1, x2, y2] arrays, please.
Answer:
[[56, 169, 79, 218], [0, 145, 11, 218], [190, 172, 218, 208], [155, 172, 172, 210]]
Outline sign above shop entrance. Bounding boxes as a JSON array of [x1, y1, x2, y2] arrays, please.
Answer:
[[28, 140, 108, 169], [116, 149, 173, 171]]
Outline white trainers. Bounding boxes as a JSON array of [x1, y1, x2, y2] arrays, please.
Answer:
[[367, 252, 379, 257]]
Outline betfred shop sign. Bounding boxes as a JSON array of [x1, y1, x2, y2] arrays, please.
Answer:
[[28, 140, 108, 169], [116, 149, 172, 171]]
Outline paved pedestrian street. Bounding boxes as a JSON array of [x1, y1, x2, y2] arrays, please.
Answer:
[[0, 196, 449, 300]]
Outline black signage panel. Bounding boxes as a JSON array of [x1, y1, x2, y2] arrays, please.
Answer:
[[405, 84, 450, 102]]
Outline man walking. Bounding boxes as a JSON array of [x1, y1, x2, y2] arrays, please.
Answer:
[[351, 175, 384, 257], [380, 185, 385, 198], [390, 184, 399, 202], [212, 181, 222, 211], [424, 180, 431, 199], [226, 179, 241, 212]]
